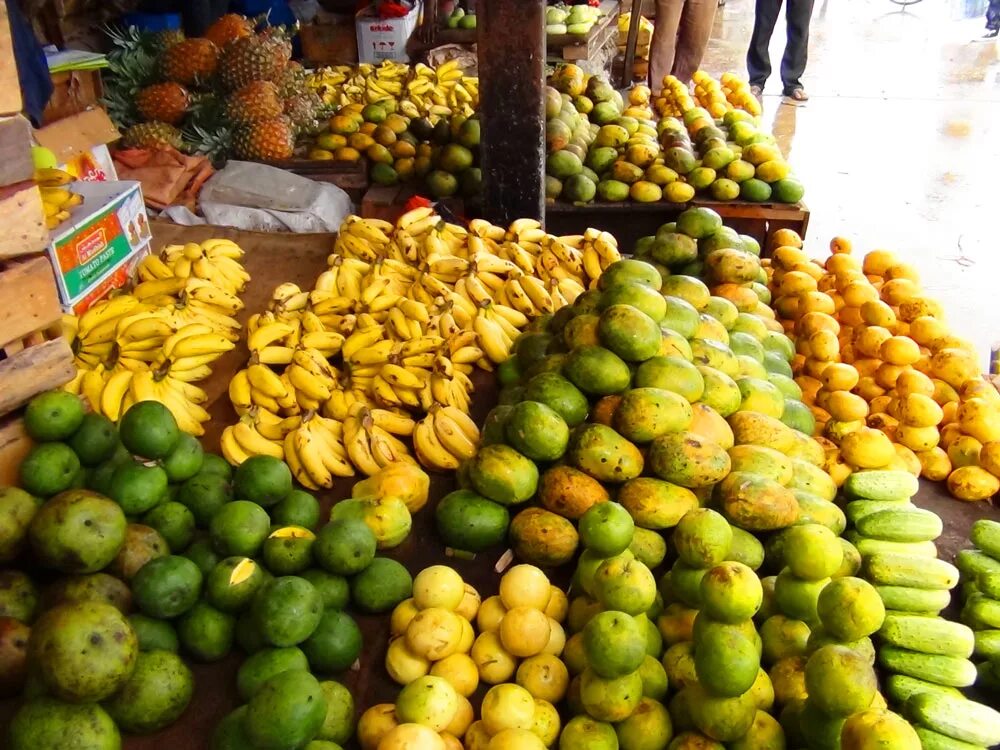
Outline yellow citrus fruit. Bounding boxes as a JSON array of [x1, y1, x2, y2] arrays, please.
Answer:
[[499, 607, 552, 658], [544, 587, 568, 622], [431, 653, 480, 697], [481, 684, 536, 735], [406, 607, 464, 660], [385, 637, 430, 685], [413, 565, 466, 611], [515, 654, 570, 704], [456, 584, 482, 622], [499, 565, 551, 611], [471, 632, 517, 684], [390, 598, 420, 636], [477, 596, 507, 633]]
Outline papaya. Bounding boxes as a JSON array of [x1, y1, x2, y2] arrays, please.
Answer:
[[568, 424, 644, 483], [613, 387, 694, 444], [509, 507, 579, 567], [648, 432, 731, 489], [538, 465, 609, 519], [619, 477, 699, 529], [563, 346, 632, 395], [468, 445, 539, 506], [635, 356, 706, 403], [522, 372, 589, 427], [598, 304, 662, 362], [717, 472, 799, 531]]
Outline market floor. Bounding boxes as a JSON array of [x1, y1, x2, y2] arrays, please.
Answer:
[[699, 0, 1000, 364]]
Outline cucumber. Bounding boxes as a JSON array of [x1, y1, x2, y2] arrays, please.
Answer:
[[963, 594, 1000, 628], [972, 629, 1000, 658], [843, 469, 919, 501], [961, 581, 981, 602], [956, 549, 1000, 580], [878, 645, 976, 687], [885, 674, 964, 705], [847, 533, 938, 559], [977, 569, 1000, 599], [914, 727, 987, 750], [976, 660, 1000, 691], [875, 586, 951, 614], [878, 614, 974, 657], [864, 553, 960, 591], [845, 499, 913, 524], [970, 519, 1000, 561], [855, 508, 943, 543], [908, 691, 1000, 747]]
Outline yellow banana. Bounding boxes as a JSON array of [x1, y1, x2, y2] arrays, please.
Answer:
[[247, 363, 288, 400], [413, 414, 460, 471], [432, 407, 478, 460]]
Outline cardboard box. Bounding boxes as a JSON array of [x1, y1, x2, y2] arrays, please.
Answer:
[[34, 108, 120, 182], [45, 180, 151, 311], [356, 2, 421, 63], [42, 69, 105, 125], [301, 18, 359, 65]]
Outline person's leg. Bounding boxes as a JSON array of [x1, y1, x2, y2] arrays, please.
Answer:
[[987, 0, 1000, 33], [649, 0, 685, 91], [671, 0, 718, 83], [746, 0, 782, 88], [780, 0, 815, 95]]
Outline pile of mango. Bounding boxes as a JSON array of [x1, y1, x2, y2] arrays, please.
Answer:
[[763, 230, 1000, 502], [544, 64, 803, 206]]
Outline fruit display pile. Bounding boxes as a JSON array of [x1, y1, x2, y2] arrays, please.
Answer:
[[959, 520, 1000, 690], [106, 17, 317, 162], [61, 238, 250, 435], [36, 167, 84, 230], [655, 73, 762, 119], [545, 3, 603, 35], [762, 230, 1000, 502], [545, 64, 803, 206], [221, 207, 623, 482]]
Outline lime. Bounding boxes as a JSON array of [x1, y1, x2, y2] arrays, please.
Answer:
[[235, 611, 268, 654], [181, 537, 220, 576], [66, 413, 118, 466], [244, 670, 326, 750], [209, 500, 270, 557], [300, 569, 350, 610], [132, 555, 203, 618], [0, 569, 38, 622], [237, 646, 310, 700], [143, 502, 196, 552], [128, 613, 179, 652], [317, 680, 355, 744], [211, 706, 253, 750], [252, 576, 323, 647], [86, 460, 120, 497], [119, 401, 180, 460], [350, 557, 412, 614], [313, 519, 376, 576], [271, 489, 321, 530], [103, 650, 194, 733], [206, 556, 266, 612], [109, 461, 169, 515], [198, 454, 233, 480], [301, 609, 363, 673], [20, 443, 80, 497], [262, 527, 316, 575], [24, 391, 85, 442], [10, 698, 120, 750], [177, 474, 232, 526], [177, 601, 234, 662], [583, 611, 646, 678], [579, 502, 635, 557], [560, 716, 618, 750], [161, 433, 204, 483], [28, 490, 126, 574], [233, 456, 292, 508]]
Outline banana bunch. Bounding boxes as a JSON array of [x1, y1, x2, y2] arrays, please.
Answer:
[[412, 405, 481, 471], [342, 403, 417, 477], [307, 60, 478, 120], [36, 168, 83, 229], [62, 238, 250, 434]]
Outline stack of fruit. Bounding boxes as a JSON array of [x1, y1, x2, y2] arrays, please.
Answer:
[[960, 520, 1000, 688], [655, 72, 762, 119], [444, 5, 478, 29], [220, 207, 622, 479], [61, 238, 249, 435], [307, 61, 478, 122], [36, 167, 83, 230], [546, 3, 602, 35], [763, 230, 1000, 501], [105, 17, 322, 163], [545, 65, 802, 205]]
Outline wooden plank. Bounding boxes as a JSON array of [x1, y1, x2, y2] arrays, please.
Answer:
[[0, 115, 34, 188], [622, 0, 643, 86], [0, 255, 62, 348], [0, 182, 48, 258], [0, 1, 21, 117], [0, 413, 30, 487], [0, 337, 75, 417]]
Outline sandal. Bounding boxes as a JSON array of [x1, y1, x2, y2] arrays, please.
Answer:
[[782, 87, 809, 105]]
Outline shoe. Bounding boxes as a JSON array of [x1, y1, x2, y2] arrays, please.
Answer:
[[782, 87, 809, 105], [978, 28, 999, 40], [749, 85, 763, 101]]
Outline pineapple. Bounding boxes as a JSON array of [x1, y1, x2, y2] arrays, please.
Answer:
[[154, 28, 186, 49], [225, 81, 283, 124], [283, 92, 325, 136], [103, 25, 161, 128], [218, 30, 292, 91], [123, 122, 185, 150], [204, 13, 255, 49], [275, 60, 308, 98], [233, 116, 295, 161], [162, 38, 220, 86], [136, 82, 190, 125]]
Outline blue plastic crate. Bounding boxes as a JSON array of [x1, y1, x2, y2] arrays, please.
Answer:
[[122, 12, 183, 32]]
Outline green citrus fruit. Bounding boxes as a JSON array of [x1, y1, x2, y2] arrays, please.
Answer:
[[176, 601, 234, 662], [131, 555, 203, 618], [161, 433, 204, 483], [233, 456, 292, 508], [350, 557, 412, 613], [300, 569, 350, 610], [271, 489, 320, 530], [128, 612, 179, 652], [102, 650, 193, 733], [313, 519, 376, 576], [237, 646, 309, 700], [209, 501, 270, 557], [119, 401, 180, 460], [143, 501, 196, 552], [66, 413, 118, 466], [251, 576, 323, 647], [109, 461, 169, 515], [20, 443, 80, 497], [301, 609, 363, 673], [206, 556, 266, 612], [24, 391, 85, 442]]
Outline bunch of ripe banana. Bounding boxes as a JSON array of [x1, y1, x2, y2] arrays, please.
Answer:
[[36, 168, 84, 229], [61, 239, 250, 435], [307, 59, 478, 120], [413, 404, 481, 472]]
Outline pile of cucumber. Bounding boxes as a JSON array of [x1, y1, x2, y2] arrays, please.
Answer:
[[959, 519, 1000, 687], [841, 470, 1000, 749]]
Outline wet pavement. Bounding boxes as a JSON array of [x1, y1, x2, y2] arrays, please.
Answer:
[[700, 0, 1000, 364]]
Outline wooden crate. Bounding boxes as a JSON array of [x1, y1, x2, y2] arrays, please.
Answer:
[[0, 413, 30, 486], [0, 255, 75, 418], [547, 0, 620, 62], [0, 0, 20, 116]]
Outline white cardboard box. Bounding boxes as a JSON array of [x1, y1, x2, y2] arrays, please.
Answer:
[[356, 2, 421, 63]]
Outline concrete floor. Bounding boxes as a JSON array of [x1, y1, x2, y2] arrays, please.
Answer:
[[699, 0, 1000, 366]]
